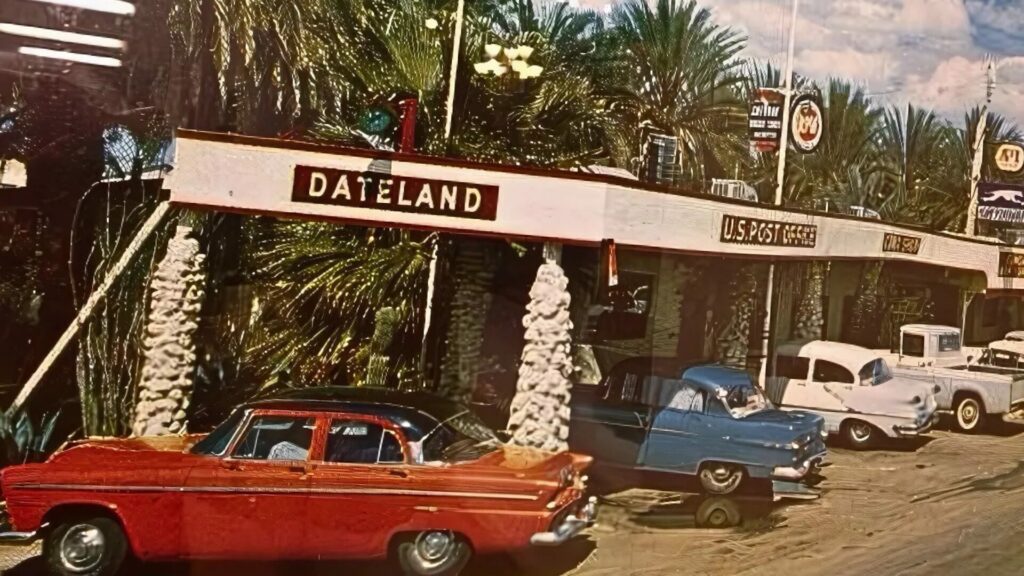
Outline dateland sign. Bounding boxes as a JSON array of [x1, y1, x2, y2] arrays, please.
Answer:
[[292, 165, 499, 220], [977, 182, 1024, 224]]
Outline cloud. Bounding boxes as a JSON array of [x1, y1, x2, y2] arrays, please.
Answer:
[[572, 0, 1024, 125]]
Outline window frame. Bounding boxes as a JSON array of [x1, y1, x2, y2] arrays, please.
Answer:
[[775, 355, 811, 380], [223, 410, 320, 465], [811, 359, 856, 384], [314, 413, 409, 467]]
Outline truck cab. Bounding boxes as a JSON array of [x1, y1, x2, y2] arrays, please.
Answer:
[[896, 324, 965, 369]]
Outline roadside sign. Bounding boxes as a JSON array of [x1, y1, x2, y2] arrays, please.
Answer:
[[994, 142, 1024, 174], [978, 182, 1024, 224], [790, 93, 824, 154], [749, 88, 785, 152]]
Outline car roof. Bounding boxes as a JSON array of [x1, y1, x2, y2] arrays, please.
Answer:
[[901, 324, 960, 335], [246, 387, 466, 441], [777, 340, 880, 371], [1005, 331, 1024, 341], [988, 340, 1024, 354], [681, 365, 754, 392]]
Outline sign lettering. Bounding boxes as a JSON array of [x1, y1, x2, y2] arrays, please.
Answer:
[[977, 182, 1024, 224], [749, 89, 785, 152], [882, 232, 922, 255], [720, 215, 817, 248], [995, 143, 1024, 174], [292, 166, 499, 221], [999, 252, 1024, 278]]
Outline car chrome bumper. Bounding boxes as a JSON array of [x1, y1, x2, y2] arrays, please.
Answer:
[[530, 497, 597, 546], [894, 413, 936, 437], [772, 451, 827, 481], [0, 530, 38, 543]]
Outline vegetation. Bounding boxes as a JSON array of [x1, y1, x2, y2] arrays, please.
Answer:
[[1, 0, 1021, 435]]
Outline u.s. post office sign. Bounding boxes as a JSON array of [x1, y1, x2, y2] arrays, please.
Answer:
[[720, 214, 817, 248], [292, 165, 500, 221]]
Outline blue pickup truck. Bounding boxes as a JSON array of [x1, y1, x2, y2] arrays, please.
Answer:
[[569, 358, 827, 495]]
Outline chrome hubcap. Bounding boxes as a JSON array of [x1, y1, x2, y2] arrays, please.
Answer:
[[850, 423, 871, 441], [961, 402, 979, 425], [415, 531, 453, 566], [59, 524, 105, 573], [708, 508, 728, 526]]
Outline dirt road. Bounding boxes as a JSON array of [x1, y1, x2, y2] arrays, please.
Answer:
[[4, 420, 1024, 576]]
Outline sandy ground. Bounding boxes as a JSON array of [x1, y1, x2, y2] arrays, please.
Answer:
[[4, 418, 1024, 575]]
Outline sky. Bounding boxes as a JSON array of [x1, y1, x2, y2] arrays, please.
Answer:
[[573, 0, 1024, 126]]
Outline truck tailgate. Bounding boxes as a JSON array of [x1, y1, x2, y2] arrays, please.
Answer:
[[1012, 377, 1024, 404]]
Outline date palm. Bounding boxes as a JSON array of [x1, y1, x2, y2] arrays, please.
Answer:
[[604, 0, 747, 182]]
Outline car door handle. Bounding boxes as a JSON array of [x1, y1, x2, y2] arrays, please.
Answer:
[[389, 469, 409, 478]]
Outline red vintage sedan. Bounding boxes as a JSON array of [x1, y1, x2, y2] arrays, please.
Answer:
[[0, 387, 596, 576]]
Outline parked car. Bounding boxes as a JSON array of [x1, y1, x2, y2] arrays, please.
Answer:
[[1005, 331, 1024, 342], [0, 387, 596, 576], [570, 358, 827, 496], [891, 324, 1024, 431], [763, 341, 938, 448]]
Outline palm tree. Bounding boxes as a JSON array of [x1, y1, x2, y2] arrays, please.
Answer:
[[876, 104, 962, 229], [604, 0, 747, 183]]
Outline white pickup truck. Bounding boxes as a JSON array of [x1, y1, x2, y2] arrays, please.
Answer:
[[892, 324, 1024, 432], [762, 340, 938, 449]]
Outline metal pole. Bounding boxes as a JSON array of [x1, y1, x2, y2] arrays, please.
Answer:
[[9, 201, 173, 414], [443, 0, 466, 141], [965, 58, 996, 237], [763, 0, 800, 375], [773, 0, 800, 206]]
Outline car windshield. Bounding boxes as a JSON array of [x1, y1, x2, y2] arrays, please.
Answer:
[[859, 359, 893, 386], [416, 410, 500, 464], [191, 408, 247, 456], [724, 384, 771, 418]]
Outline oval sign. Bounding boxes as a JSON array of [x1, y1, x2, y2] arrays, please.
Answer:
[[790, 94, 823, 153], [995, 143, 1024, 173]]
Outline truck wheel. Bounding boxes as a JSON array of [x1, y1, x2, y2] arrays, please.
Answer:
[[698, 462, 745, 495], [841, 420, 876, 450], [955, 396, 985, 432], [44, 516, 127, 576], [394, 530, 471, 576]]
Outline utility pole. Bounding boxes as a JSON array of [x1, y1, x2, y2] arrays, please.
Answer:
[[965, 56, 997, 237], [762, 0, 800, 375], [443, 0, 466, 141]]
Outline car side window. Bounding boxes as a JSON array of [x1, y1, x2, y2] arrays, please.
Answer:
[[232, 415, 315, 461], [776, 355, 810, 379], [666, 385, 705, 412], [324, 420, 404, 464], [813, 360, 855, 384]]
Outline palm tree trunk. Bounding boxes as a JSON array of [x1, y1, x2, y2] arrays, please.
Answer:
[[133, 224, 207, 436], [793, 262, 825, 340], [508, 261, 573, 452], [715, 264, 759, 368], [847, 261, 884, 348], [437, 240, 494, 403]]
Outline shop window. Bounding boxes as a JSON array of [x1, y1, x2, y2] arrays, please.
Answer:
[[813, 360, 855, 384], [325, 420, 404, 464], [775, 355, 810, 379], [983, 298, 999, 327], [587, 271, 654, 341], [232, 416, 315, 461]]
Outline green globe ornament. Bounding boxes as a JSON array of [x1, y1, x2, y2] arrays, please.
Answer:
[[358, 107, 394, 135]]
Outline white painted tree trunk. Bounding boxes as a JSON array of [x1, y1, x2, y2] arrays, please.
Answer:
[[508, 260, 573, 453], [132, 225, 206, 437]]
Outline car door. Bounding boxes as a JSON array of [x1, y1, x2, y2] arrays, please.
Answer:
[[304, 415, 412, 559], [809, 359, 858, 413], [570, 370, 651, 466], [181, 411, 316, 559], [640, 383, 704, 473]]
